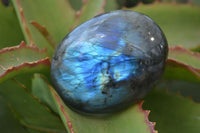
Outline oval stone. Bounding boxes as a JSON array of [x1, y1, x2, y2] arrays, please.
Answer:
[[51, 10, 168, 115]]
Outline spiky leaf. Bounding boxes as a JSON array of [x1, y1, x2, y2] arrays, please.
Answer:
[[0, 42, 50, 83], [32, 76, 156, 133], [0, 78, 66, 133], [143, 90, 200, 133]]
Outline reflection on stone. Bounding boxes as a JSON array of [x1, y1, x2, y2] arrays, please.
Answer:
[[51, 10, 168, 115]]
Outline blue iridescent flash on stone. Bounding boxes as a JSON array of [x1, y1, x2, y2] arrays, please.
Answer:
[[51, 10, 168, 115]]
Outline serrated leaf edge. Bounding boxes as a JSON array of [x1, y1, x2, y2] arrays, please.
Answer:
[[138, 101, 157, 133], [0, 41, 46, 54], [0, 58, 51, 83], [49, 83, 158, 133], [48, 85, 74, 133]]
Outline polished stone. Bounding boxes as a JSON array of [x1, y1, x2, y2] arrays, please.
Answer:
[[51, 10, 168, 115]]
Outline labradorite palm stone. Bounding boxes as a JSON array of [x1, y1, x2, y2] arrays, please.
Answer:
[[51, 10, 168, 115]]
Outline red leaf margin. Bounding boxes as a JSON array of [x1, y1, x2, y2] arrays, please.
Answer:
[[168, 46, 200, 78], [167, 59, 200, 78], [0, 41, 46, 54], [0, 57, 51, 83], [15, 0, 34, 45], [30, 21, 57, 49], [138, 101, 158, 133], [49, 84, 158, 133], [0, 41, 49, 83], [49, 85, 75, 133], [169, 46, 200, 59]]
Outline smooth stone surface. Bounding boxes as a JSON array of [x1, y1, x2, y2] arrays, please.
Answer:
[[51, 10, 168, 115]]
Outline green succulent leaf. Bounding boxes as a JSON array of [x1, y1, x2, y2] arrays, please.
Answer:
[[12, 0, 76, 56], [11, 0, 114, 57], [0, 96, 27, 133], [0, 2, 24, 49], [163, 46, 200, 86], [67, 0, 118, 12], [48, 84, 156, 133], [74, 0, 109, 26], [32, 74, 58, 114], [68, 0, 82, 10], [104, 0, 118, 12], [164, 59, 200, 84], [162, 46, 200, 101], [31, 75, 157, 132], [0, 42, 50, 83], [158, 80, 200, 102], [1, 1, 200, 132], [30, 21, 57, 49], [130, 3, 200, 48], [143, 89, 200, 133], [191, 44, 200, 54], [161, 46, 200, 103], [169, 46, 200, 69], [187, 0, 200, 5], [0, 78, 66, 133]]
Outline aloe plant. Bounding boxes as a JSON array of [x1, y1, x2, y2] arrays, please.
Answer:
[[0, 0, 200, 133]]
